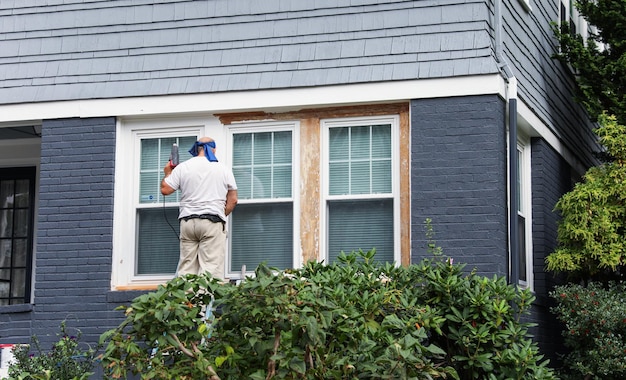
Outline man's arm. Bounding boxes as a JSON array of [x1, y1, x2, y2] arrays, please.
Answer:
[[225, 189, 238, 216], [160, 162, 176, 196]]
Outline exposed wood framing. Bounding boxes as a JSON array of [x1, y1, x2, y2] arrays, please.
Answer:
[[217, 103, 411, 266]]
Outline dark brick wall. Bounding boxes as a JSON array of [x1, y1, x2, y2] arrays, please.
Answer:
[[527, 137, 574, 364], [32, 117, 117, 346], [410, 95, 509, 276]]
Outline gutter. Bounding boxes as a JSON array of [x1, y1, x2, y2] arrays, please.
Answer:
[[494, 0, 519, 289]]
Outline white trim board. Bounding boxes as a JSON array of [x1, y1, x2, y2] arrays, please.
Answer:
[[0, 75, 505, 123]]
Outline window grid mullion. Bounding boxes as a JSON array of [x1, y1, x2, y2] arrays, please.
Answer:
[[157, 140, 163, 204], [369, 125, 373, 194], [250, 134, 256, 198], [348, 127, 352, 194], [270, 132, 275, 198]]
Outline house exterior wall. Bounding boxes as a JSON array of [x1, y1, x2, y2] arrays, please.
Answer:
[[32, 117, 118, 346], [410, 95, 508, 275], [0, 0, 604, 372], [527, 137, 574, 362]]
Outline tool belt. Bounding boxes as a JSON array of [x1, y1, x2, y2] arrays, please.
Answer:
[[181, 214, 224, 223]]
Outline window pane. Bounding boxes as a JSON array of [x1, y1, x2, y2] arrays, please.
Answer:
[[139, 171, 159, 203], [13, 210, 29, 238], [273, 166, 292, 198], [329, 124, 392, 196], [231, 203, 293, 271], [518, 214, 527, 282], [254, 167, 272, 198], [351, 161, 370, 194], [373, 125, 392, 157], [13, 239, 27, 267], [329, 162, 349, 195], [10, 268, 25, 298], [273, 131, 292, 164], [328, 199, 394, 263], [0, 240, 11, 268], [0, 210, 12, 238], [350, 126, 371, 160], [136, 208, 180, 275], [233, 134, 252, 166], [233, 168, 252, 199], [253, 132, 272, 165], [139, 136, 196, 204], [233, 131, 292, 199], [372, 160, 392, 193], [517, 149, 523, 212], [0, 181, 14, 208], [15, 180, 30, 208], [329, 127, 349, 161]]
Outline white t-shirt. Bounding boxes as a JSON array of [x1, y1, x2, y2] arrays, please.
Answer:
[[164, 156, 237, 221]]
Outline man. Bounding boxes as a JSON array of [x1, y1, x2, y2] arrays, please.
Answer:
[[160, 137, 238, 280]]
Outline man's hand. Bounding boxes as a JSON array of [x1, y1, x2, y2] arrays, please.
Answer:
[[161, 162, 176, 196], [164, 161, 174, 176]]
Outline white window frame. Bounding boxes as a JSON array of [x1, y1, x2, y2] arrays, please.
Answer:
[[112, 116, 227, 289], [559, 0, 588, 39], [517, 137, 533, 290], [225, 121, 301, 278], [320, 115, 401, 264]]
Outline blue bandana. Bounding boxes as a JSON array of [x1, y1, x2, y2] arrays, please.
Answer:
[[189, 141, 218, 162]]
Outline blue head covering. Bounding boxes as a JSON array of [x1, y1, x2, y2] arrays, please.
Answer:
[[189, 140, 218, 162]]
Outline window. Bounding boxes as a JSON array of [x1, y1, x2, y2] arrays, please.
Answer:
[[516, 139, 533, 289], [113, 117, 214, 289], [0, 167, 35, 305], [322, 116, 400, 264], [114, 105, 410, 288], [228, 123, 298, 277], [559, 0, 588, 39]]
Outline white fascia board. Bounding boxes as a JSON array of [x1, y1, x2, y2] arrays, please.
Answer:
[[0, 75, 505, 124], [516, 99, 587, 175]]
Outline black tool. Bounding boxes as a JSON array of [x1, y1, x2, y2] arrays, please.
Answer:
[[170, 143, 179, 167]]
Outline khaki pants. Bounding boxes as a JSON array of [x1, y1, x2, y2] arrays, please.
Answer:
[[177, 218, 226, 280]]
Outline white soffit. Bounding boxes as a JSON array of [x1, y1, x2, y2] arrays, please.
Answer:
[[0, 75, 504, 124]]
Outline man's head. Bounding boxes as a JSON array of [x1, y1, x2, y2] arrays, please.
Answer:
[[189, 137, 218, 162]]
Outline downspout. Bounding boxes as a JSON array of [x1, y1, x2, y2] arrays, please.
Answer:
[[494, 0, 519, 289]]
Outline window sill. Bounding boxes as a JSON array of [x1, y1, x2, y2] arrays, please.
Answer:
[[107, 290, 152, 304], [0, 303, 34, 314]]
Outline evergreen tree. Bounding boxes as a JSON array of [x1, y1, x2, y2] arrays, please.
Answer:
[[546, 114, 626, 282], [553, 0, 626, 124]]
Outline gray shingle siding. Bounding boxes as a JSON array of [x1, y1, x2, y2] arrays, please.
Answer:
[[0, 0, 497, 104], [502, 0, 599, 168], [410, 95, 508, 276]]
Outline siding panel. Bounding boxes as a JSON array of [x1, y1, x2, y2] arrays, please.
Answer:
[[0, 0, 496, 104]]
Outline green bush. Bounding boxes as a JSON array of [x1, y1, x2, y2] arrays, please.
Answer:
[[550, 282, 626, 380], [6, 321, 96, 380], [100, 249, 555, 380]]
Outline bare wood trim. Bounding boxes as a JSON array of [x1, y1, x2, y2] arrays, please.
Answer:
[[399, 106, 411, 266], [114, 284, 159, 291], [216, 103, 408, 125], [300, 117, 321, 264]]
